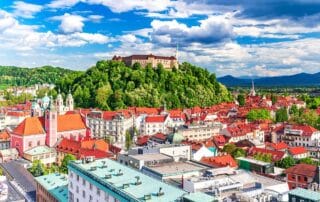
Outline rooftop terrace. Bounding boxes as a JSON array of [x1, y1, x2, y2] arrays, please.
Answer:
[[68, 158, 187, 202]]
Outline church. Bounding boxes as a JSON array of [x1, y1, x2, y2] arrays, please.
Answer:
[[9, 91, 88, 156]]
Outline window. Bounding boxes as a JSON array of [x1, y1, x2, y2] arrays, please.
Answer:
[[82, 179, 85, 186], [76, 186, 79, 193], [97, 188, 100, 196], [70, 182, 73, 189], [82, 190, 86, 198], [28, 141, 32, 147], [90, 184, 93, 190], [37, 141, 41, 146]]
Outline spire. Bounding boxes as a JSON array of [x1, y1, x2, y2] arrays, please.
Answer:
[[249, 79, 256, 96]]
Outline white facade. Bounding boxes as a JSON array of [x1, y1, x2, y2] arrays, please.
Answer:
[[282, 127, 320, 147], [193, 146, 216, 161], [177, 123, 222, 141], [159, 145, 191, 161], [141, 116, 169, 135], [68, 170, 120, 202]]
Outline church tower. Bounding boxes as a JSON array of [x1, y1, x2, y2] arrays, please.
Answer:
[[66, 89, 74, 111], [45, 97, 58, 147], [56, 89, 64, 114], [249, 79, 256, 97]]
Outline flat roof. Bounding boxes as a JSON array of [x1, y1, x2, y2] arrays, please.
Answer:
[[237, 157, 271, 166], [183, 192, 217, 202], [145, 161, 206, 176], [24, 146, 56, 156], [35, 173, 68, 202], [130, 153, 172, 161], [68, 158, 187, 202], [289, 188, 320, 201]]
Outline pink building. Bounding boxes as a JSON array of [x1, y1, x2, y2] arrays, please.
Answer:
[[10, 105, 87, 156]]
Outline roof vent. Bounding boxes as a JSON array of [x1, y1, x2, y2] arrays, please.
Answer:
[[101, 160, 107, 168], [135, 176, 142, 185], [109, 169, 115, 172], [157, 187, 164, 197], [144, 194, 151, 200], [116, 169, 123, 176], [122, 183, 130, 189], [105, 174, 112, 179], [90, 166, 97, 171]]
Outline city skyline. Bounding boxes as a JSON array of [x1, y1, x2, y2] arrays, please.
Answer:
[[1, 0, 320, 77]]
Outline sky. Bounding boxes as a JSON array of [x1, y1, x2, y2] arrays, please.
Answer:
[[1, 0, 320, 77]]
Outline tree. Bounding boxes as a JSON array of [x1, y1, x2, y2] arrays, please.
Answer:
[[125, 131, 132, 151], [231, 148, 246, 158], [237, 94, 245, 106], [275, 107, 288, 122], [271, 94, 277, 105], [298, 157, 315, 165], [60, 154, 76, 173], [28, 160, 48, 177], [275, 156, 295, 169], [222, 143, 236, 154], [95, 83, 113, 110], [247, 109, 271, 121], [253, 153, 272, 163]]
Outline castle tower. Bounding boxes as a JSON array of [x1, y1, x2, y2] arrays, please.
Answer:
[[45, 98, 58, 147], [66, 89, 74, 111], [56, 89, 64, 114]]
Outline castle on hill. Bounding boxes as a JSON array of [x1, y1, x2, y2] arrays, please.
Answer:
[[112, 54, 178, 69]]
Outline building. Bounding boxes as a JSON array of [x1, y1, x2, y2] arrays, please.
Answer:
[[201, 154, 238, 168], [10, 101, 87, 156], [288, 146, 309, 159], [86, 110, 133, 144], [35, 173, 68, 202], [141, 161, 207, 180], [222, 123, 265, 144], [68, 158, 188, 202], [285, 163, 318, 190], [289, 188, 320, 202], [23, 146, 57, 166], [237, 157, 275, 174], [117, 153, 174, 169], [56, 138, 113, 165], [281, 124, 320, 148], [0, 130, 10, 150], [112, 54, 178, 69], [177, 123, 222, 141], [141, 115, 169, 135]]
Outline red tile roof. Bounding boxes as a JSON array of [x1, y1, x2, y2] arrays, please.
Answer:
[[288, 147, 308, 155], [267, 142, 288, 151], [57, 114, 86, 132], [145, 115, 167, 123], [213, 135, 227, 147], [0, 131, 10, 141], [289, 125, 318, 137], [13, 117, 45, 136], [201, 154, 238, 168], [136, 135, 150, 146], [151, 133, 167, 141], [249, 147, 285, 161], [285, 163, 317, 178]]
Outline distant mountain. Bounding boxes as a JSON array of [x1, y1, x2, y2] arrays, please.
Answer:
[[218, 72, 320, 87]]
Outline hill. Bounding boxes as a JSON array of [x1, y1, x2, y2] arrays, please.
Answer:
[[56, 60, 232, 110], [218, 72, 320, 87], [0, 65, 79, 88]]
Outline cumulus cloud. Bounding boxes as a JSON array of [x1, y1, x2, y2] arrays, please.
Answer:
[[12, 1, 42, 18], [57, 13, 86, 33]]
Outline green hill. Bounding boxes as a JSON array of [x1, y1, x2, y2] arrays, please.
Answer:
[[56, 60, 232, 110], [0, 65, 78, 87]]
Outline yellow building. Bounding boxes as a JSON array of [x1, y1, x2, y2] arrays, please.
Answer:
[[112, 54, 178, 69]]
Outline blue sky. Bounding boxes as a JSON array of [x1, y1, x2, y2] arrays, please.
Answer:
[[1, 0, 320, 77]]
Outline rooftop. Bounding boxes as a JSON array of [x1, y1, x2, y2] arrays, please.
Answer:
[[68, 158, 187, 202], [130, 153, 172, 162], [144, 161, 206, 177], [237, 157, 271, 166], [24, 146, 56, 156], [183, 192, 217, 202], [289, 188, 320, 201], [35, 173, 68, 202]]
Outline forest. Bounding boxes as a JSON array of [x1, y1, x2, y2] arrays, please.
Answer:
[[56, 60, 232, 110]]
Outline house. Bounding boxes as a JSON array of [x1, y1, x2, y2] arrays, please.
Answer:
[[248, 147, 286, 162], [141, 115, 169, 135], [136, 135, 149, 146], [288, 147, 309, 159], [0, 131, 10, 150], [222, 123, 265, 144], [23, 146, 57, 166], [149, 133, 167, 144], [9, 102, 88, 156], [285, 163, 318, 190], [193, 145, 217, 161], [201, 154, 238, 168], [0, 148, 18, 163], [289, 188, 320, 202], [266, 142, 288, 151], [56, 138, 113, 165], [282, 124, 320, 148]]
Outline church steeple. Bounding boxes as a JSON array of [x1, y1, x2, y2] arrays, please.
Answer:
[[249, 79, 256, 96], [66, 89, 74, 111]]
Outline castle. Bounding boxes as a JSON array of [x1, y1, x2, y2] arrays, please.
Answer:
[[112, 54, 178, 69]]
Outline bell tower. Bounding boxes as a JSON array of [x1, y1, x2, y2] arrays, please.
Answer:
[[66, 89, 74, 111], [45, 97, 58, 147]]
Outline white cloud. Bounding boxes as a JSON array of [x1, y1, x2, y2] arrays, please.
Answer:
[[57, 13, 85, 33], [47, 0, 81, 9], [12, 1, 43, 18], [88, 15, 103, 22]]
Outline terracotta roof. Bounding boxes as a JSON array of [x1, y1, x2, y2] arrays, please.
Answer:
[[201, 154, 238, 168], [136, 135, 150, 146], [13, 117, 45, 136], [267, 142, 288, 151], [151, 133, 167, 141], [81, 139, 109, 151], [57, 114, 86, 132], [0, 131, 10, 141], [145, 115, 166, 123], [249, 147, 285, 161], [289, 147, 308, 155], [285, 163, 317, 178], [213, 135, 227, 147]]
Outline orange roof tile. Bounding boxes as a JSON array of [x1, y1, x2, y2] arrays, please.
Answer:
[[285, 163, 316, 178], [289, 147, 307, 155], [0, 131, 10, 141], [201, 154, 238, 168], [13, 117, 45, 136], [57, 114, 86, 132]]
